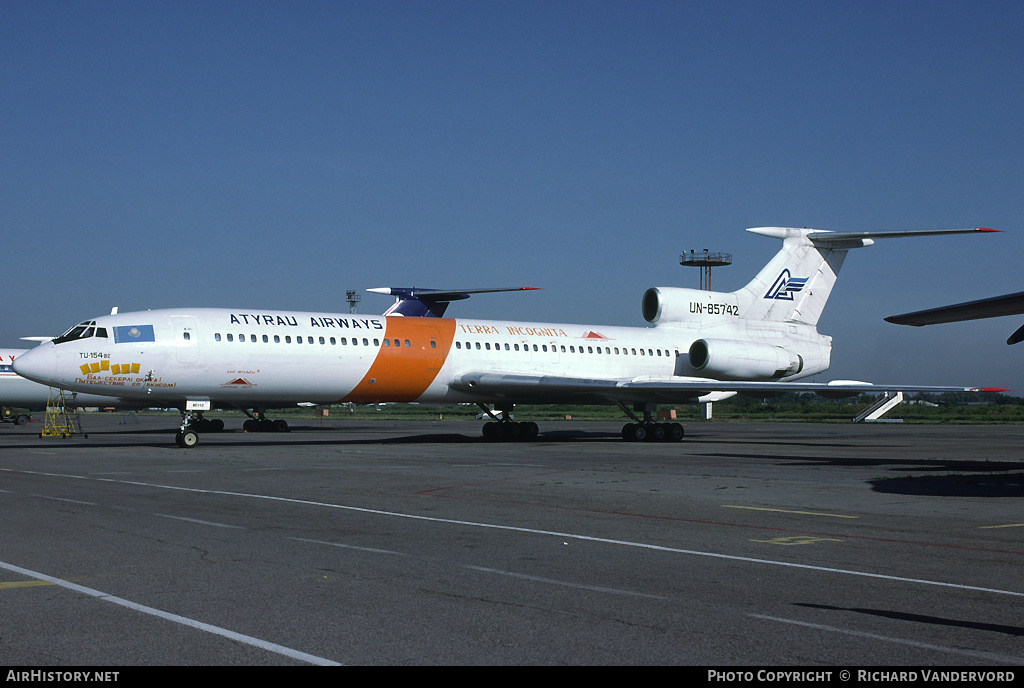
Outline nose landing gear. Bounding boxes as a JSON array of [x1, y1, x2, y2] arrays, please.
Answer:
[[174, 410, 225, 448]]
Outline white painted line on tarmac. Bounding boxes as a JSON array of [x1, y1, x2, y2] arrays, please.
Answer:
[[34, 495, 97, 506], [0, 559, 341, 666], [292, 537, 409, 557], [153, 513, 245, 529], [5, 467, 1024, 599], [292, 536, 667, 599], [464, 565, 668, 600]]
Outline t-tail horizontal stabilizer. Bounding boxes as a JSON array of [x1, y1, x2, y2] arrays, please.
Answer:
[[368, 287, 539, 317]]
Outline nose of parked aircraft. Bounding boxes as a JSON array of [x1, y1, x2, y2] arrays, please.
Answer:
[[12, 344, 58, 386]]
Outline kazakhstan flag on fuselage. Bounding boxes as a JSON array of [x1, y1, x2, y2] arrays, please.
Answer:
[[113, 325, 155, 343]]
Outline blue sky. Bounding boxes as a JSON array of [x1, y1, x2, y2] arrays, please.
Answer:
[[3, 1, 1023, 392]]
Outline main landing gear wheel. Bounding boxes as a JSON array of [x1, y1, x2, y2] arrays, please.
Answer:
[[621, 422, 684, 442], [482, 421, 539, 442], [190, 417, 224, 432], [242, 418, 289, 432]]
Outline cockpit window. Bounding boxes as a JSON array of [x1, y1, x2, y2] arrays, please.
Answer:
[[53, 321, 97, 345]]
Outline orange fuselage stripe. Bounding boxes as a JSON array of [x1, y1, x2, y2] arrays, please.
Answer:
[[341, 317, 457, 403]]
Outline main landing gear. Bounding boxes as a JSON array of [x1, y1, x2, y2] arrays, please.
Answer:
[[618, 403, 685, 443], [241, 410, 289, 433], [620, 421, 684, 442], [475, 402, 685, 443], [174, 408, 289, 447], [478, 404, 538, 442]]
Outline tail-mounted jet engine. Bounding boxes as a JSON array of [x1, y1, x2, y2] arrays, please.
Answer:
[[643, 287, 738, 325], [688, 338, 803, 380]]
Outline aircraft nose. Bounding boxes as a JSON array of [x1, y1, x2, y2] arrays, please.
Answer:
[[12, 345, 58, 385]]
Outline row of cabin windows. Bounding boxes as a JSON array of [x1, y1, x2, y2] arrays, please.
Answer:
[[209, 333, 434, 349], [200, 332, 666, 356], [455, 341, 672, 357]]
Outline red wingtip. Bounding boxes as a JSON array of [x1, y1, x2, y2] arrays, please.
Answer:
[[976, 387, 1011, 393], [976, 227, 1001, 233]]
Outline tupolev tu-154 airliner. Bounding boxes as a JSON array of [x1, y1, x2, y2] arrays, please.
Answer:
[[12, 227, 1004, 447]]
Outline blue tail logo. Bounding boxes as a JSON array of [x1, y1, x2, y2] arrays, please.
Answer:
[[764, 270, 809, 300]]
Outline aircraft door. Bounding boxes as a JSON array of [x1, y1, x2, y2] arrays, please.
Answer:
[[423, 325, 445, 371], [173, 317, 200, 364]]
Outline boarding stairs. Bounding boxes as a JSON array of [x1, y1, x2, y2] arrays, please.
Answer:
[[41, 388, 86, 438], [853, 391, 904, 423]]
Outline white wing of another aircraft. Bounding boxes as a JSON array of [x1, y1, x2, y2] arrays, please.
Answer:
[[887, 291, 1024, 345], [12, 226, 1004, 447]]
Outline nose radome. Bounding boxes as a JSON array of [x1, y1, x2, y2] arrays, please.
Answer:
[[12, 345, 57, 385]]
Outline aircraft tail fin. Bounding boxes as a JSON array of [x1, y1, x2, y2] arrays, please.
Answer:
[[644, 227, 995, 329], [734, 227, 997, 327]]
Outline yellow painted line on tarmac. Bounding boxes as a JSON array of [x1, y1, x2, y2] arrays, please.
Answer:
[[978, 523, 1024, 529], [1, 580, 55, 589], [751, 536, 845, 546], [723, 505, 858, 519], [1, 575, 93, 590]]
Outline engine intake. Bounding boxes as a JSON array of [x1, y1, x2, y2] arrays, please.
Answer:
[[688, 338, 803, 380]]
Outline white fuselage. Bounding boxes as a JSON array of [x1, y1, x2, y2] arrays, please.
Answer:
[[11, 307, 831, 410]]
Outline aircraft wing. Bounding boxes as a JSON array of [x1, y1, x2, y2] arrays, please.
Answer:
[[886, 291, 1024, 345], [449, 373, 1003, 405]]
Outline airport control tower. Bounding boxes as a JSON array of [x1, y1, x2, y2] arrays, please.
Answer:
[[680, 249, 732, 290]]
